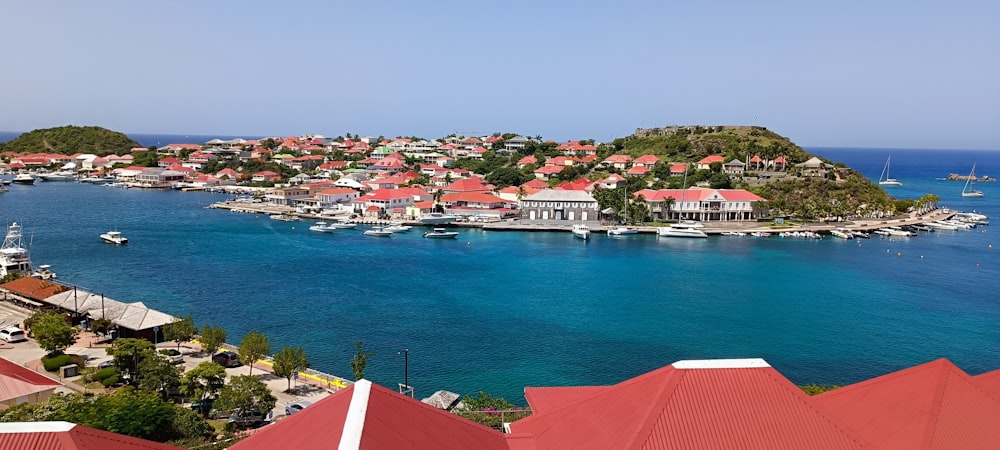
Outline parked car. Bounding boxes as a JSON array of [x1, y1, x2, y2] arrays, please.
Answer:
[[227, 408, 267, 429], [212, 351, 241, 368], [97, 360, 115, 369], [285, 401, 312, 415], [158, 348, 183, 364], [0, 326, 26, 343]]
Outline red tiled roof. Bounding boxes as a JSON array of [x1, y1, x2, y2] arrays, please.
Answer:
[[627, 166, 650, 175], [232, 380, 508, 450], [0, 278, 72, 301], [813, 358, 1000, 450], [0, 421, 181, 449], [523, 179, 548, 189], [444, 178, 490, 193], [603, 154, 632, 163], [633, 154, 660, 164], [973, 368, 1000, 397], [516, 156, 538, 165], [510, 359, 875, 450], [698, 155, 725, 164], [534, 165, 565, 175]]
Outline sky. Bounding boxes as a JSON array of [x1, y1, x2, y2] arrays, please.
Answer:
[[2, 0, 999, 149]]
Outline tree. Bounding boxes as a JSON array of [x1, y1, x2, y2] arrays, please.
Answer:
[[32, 313, 79, 356], [238, 330, 270, 376], [164, 314, 197, 350], [181, 362, 227, 406], [350, 340, 375, 381], [91, 317, 113, 336], [106, 338, 155, 386], [272, 346, 310, 392], [215, 375, 276, 419], [138, 352, 183, 401], [485, 166, 528, 188], [199, 324, 226, 355]]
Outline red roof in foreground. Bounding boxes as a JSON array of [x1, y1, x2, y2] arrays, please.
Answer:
[[973, 368, 1000, 397], [0, 357, 62, 402], [509, 359, 874, 450], [0, 421, 181, 449], [813, 358, 1000, 450], [232, 380, 509, 450]]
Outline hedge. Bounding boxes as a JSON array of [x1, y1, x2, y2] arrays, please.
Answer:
[[42, 354, 71, 372]]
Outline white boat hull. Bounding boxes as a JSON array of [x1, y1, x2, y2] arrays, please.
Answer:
[[656, 227, 707, 238]]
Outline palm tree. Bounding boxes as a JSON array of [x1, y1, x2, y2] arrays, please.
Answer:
[[661, 197, 675, 222]]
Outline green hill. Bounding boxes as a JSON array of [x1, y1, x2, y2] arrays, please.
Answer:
[[0, 125, 140, 156]]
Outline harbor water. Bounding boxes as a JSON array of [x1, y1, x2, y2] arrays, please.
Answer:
[[0, 145, 997, 403]]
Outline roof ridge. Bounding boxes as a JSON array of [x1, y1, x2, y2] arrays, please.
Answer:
[[923, 362, 958, 449]]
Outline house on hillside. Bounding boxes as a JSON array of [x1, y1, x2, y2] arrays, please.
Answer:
[[0, 357, 62, 409]]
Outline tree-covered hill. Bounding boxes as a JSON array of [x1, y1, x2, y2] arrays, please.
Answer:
[[0, 125, 140, 156], [612, 126, 811, 164]]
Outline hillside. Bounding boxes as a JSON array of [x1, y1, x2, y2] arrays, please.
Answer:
[[619, 126, 899, 219], [0, 125, 140, 156]]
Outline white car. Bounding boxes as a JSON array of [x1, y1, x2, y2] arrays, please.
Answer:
[[0, 327, 27, 343]]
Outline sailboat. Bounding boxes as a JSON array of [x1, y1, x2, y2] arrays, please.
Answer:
[[607, 185, 638, 236], [878, 155, 902, 186], [962, 163, 984, 198]]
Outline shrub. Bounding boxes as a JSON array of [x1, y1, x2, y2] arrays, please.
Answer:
[[67, 354, 86, 367], [42, 354, 71, 372], [101, 375, 120, 387], [92, 367, 117, 382]]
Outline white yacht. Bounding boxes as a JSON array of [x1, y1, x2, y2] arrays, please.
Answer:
[[100, 231, 129, 245], [327, 221, 357, 229], [656, 225, 707, 238], [0, 223, 34, 278], [571, 224, 591, 240], [383, 223, 413, 232], [830, 228, 853, 239], [363, 227, 394, 237], [37, 171, 76, 181], [607, 226, 639, 236], [11, 173, 35, 185], [418, 213, 458, 225]]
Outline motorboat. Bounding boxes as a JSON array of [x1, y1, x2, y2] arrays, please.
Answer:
[[363, 227, 394, 237], [830, 228, 853, 239], [607, 226, 638, 236], [750, 231, 772, 238], [852, 230, 871, 239], [873, 228, 892, 236], [886, 226, 916, 237], [423, 228, 459, 239], [33, 264, 57, 280], [925, 221, 958, 231], [327, 221, 357, 229], [676, 220, 704, 228], [383, 223, 413, 232], [308, 221, 337, 233], [269, 214, 300, 222], [571, 224, 591, 240], [37, 171, 76, 181], [656, 225, 707, 238], [11, 173, 35, 185], [100, 231, 129, 245], [1, 222, 34, 278], [418, 213, 458, 225], [721, 231, 747, 236]]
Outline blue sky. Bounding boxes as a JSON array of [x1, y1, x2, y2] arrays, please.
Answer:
[[3, 1, 998, 149]]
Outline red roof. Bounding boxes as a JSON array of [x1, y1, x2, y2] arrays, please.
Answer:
[[813, 359, 1000, 450], [516, 155, 537, 165], [0, 278, 72, 301], [232, 380, 508, 450], [510, 359, 875, 450], [0, 358, 62, 402], [603, 154, 632, 164], [633, 154, 660, 165], [626, 166, 650, 175], [523, 179, 548, 189], [0, 421, 181, 449], [534, 165, 565, 175], [973, 368, 1000, 397], [440, 192, 512, 204], [444, 178, 490, 193], [698, 155, 725, 164]]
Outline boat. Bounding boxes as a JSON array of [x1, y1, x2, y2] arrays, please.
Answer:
[[418, 213, 458, 225], [873, 228, 892, 236], [656, 225, 708, 238], [878, 155, 902, 186], [100, 231, 129, 245], [327, 221, 357, 229], [607, 226, 638, 236], [926, 221, 958, 231], [423, 228, 459, 239], [269, 214, 300, 222], [383, 223, 413, 232], [750, 231, 772, 238], [33, 264, 57, 280], [721, 231, 746, 236], [961, 164, 984, 198], [852, 230, 871, 239], [363, 227, 393, 237], [11, 173, 35, 185], [0, 223, 34, 278], [37, 171, 76, 181], [830, 228, 853, 239], [676, 220, 704, 228], [308, 221, 337, 233], [571, 224, 591, 240]]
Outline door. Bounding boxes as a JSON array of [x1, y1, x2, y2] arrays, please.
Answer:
[[529, 210, 536, 220], [568, 211, 575, 221]]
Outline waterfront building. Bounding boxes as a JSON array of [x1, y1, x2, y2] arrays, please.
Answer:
[[265, 186, 310, 206], [635, 187, 766, 222], [131, 169, 186, 189], [520, 189, 598, 221]]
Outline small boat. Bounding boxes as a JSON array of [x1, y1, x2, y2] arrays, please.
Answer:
[[961, 163, 984, 198], [571, 224, 591, 240], [363, 227, 393, 237], [607, 226, 638, 236], [11, 173, 35, 185], [100, 231, 128, 245], [33, 264, 57, 280], [750, 231, 772, 238], [656, 225, 707, 238], [269, 214, 300, 222], [873, 229, 892, 236], [326, 221, 358, 229], [423, 228, 459, 239], [852, 230, 871, 239], [925, 221, 958, 231], [878, 155, 902, 186], [418, 213, 458, 225], [721, 231, 746, 236], [830, 228, 853, 239], [383, 223, 413, 232], [37, 171, 76, 181], [308, 221, 337, 233]]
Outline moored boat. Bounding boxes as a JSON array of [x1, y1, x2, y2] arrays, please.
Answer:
[[327, 221, 357, 229], [418, 213, 458, 225], [363, 227, 393, 237], [11, 173, 35, 185], [830, 228, 853, 239], [0, 222, 34, 278], [100, 231, 128, 245], [656, 226, 708, 238], [607, 226, 638, 236], [383, 223, 413, 232], [571, 224, 591, 240], [309, 221, 337, 233], [269, 214, 300, 222], [423, 228, 459, 239]]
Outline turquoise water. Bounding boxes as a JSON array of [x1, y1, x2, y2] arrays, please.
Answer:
[[1, 146, 998, 403]]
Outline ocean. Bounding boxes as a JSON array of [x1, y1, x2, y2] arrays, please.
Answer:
[[0, 136, 998, 403]]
